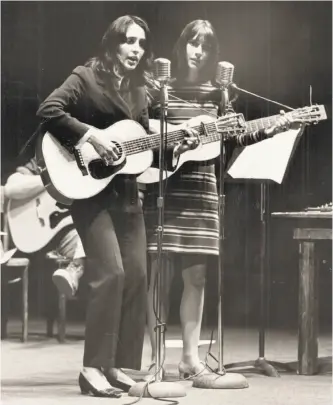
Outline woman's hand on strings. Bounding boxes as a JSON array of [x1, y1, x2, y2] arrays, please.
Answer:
[[87, 129, 120, 165], [174, 127, 200, 157], [265, 110, 304, 137]]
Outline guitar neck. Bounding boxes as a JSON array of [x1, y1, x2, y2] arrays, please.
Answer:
[[245, 112, 293, 133], [134, 127, 195, 152], [124, 121, 227, 155]]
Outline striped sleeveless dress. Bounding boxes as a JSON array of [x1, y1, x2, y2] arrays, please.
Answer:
[[144, 82, 221, 256]]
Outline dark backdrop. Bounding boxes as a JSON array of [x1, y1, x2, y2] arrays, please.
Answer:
[[1, 1, 332, 327]]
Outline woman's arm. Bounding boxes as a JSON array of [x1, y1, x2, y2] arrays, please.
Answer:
[[230, 117, 302, 147], [222, 102, 302, 147], [37, 68, 119, 162], [37, 71, 90, 148]]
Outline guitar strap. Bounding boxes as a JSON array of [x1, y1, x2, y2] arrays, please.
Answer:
[[18, 124, 43, 160]]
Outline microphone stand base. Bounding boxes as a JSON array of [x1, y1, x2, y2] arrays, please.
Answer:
[[225, 357, 282, 377], [192, 372, 249, 389], [128, 381, 187, 398]]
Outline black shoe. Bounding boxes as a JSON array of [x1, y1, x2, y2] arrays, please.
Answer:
[[78, 370, 122, 398], [103, 368, 136, 392]]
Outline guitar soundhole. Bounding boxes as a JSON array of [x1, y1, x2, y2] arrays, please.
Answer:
[[49, 211, 71, 229], [88, 159, 126, 179]]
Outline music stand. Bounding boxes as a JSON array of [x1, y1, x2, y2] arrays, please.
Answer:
[[223, 126, 305, 376]]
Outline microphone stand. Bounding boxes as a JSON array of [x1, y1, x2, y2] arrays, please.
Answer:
[[193, 85, 248, 390], [129, 80, 186, 399], [155, 80, 168, 384]]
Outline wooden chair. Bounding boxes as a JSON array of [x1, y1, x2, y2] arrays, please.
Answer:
[[1, 188, 30, 342], [1, 187, 71, 343]]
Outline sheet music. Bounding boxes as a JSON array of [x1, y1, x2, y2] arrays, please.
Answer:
[[227, 128, 302, 184]]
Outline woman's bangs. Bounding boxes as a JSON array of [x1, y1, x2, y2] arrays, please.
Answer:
[[189, 25, 215, 49], [198, 30, 216, 50]]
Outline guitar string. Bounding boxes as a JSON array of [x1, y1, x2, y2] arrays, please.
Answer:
[[120, 114, 245, 154], [119, 123, 215, 154], [125, 124, 223, 151], [121, 122, 237, 155]]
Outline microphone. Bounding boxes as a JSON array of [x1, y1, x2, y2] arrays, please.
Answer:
[[215, 61, 234, 88], [154, 58, 171, 83], [216, 61, 236, 115], [154, 58, 171, 110]]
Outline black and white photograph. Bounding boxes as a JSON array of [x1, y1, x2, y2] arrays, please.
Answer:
[[1, 1, 332, 404]]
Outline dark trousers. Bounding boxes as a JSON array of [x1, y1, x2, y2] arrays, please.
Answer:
[[71, 188, 147, 371]]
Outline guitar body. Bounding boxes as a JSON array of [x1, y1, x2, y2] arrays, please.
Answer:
[[137, 115, 220, 184], [37, 120, 153, 202], [7, 191, 73, 253], [176, 138, 220, 165]]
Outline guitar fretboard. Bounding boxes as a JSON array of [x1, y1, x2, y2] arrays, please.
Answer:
[[122, 119, 241, 156], [246, 115, 280, 133], [246, 111, 297, 133]]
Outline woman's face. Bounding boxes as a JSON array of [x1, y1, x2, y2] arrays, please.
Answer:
[[185, 35, 211, 73], [116, 23, 146, 73]]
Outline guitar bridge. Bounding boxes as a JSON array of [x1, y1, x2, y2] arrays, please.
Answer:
[[73, 149, 88, 176]]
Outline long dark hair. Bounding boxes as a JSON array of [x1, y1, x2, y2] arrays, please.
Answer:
[[86, 15, 153, 86], [173, 20, 219, 83]]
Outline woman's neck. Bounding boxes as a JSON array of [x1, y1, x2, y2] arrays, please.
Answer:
[[113, 64, 127, 89], [186, 69, 200, 84], [184, 69, 209, 85], [114, 76, 124, 90]]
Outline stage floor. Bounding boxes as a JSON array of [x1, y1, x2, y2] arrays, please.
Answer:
[[1, 320, 332, 405]]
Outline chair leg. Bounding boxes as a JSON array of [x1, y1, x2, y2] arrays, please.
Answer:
[[45, 265, 58, 338], [46, 318, 54, 338], [1, 270, 9, 340], [21, 265, 29, 342], [58, 294, 66, 343]]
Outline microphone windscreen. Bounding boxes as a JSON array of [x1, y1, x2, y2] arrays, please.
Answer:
[[154, 58, 171, 82], [216, 61, 234, 87]]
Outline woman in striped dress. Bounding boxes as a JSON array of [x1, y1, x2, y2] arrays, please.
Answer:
[[144, 20, 221, 379], [144, 19, 299, 379]]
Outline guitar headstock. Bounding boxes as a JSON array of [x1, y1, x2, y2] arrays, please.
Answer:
[[216, 114, 246, 133], [216, 113, 246, 137], [293, 104, 327, 124]]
